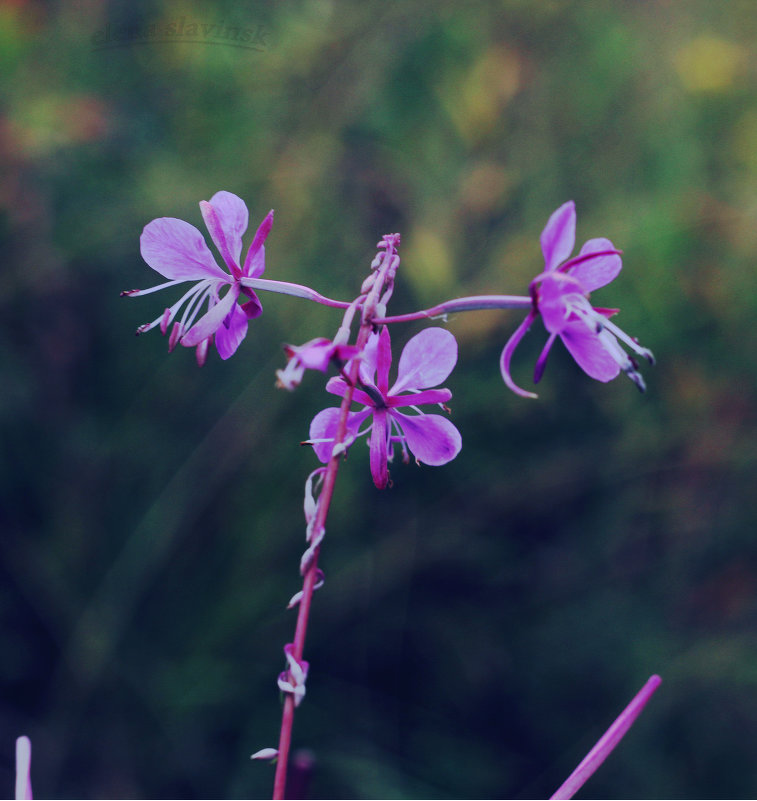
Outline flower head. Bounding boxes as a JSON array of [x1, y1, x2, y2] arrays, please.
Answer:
[[309, 326, 462, 489], [123, 191, 273, 365], [275, 338, 360, 391], [501, 201, 653, 397]]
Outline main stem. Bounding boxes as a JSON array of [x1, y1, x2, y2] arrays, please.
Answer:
[[272, 240, 398, 799]]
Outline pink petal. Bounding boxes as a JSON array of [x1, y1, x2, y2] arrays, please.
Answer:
[[369, 409, 389, 488], [324, 376, 374, 407], [541, 201, 576, 271], [214, 302, 248, 360], [357, 331, 380, 387], [559, 320, 621, 382], [180, 283, 240, 347], [391, 327, 458, 394], [499, 310, 539, 398], [140, 218, 228, 281], [243, 210, 274, 277], [206, 191, 249, 265], [390, 411, 462, 466], [569, 238, 622, 292], [538, 272, 585, 334], [309, 407, 370, 463], [387, 388, 451, 409], [375, 326, 392, 395]]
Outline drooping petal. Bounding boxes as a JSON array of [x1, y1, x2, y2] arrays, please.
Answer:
[[180, 283, 240, 347], [241, 289, 264, 319], [533, 332, 559, 383], [206, 191, 249, 266], [243, 210, 274, 278], [369, 409, 389, 488], [375, 326, 392, 395], [390, 410, 462, 466], [540, 201, 576, 271], [559, 319, 621, 382], [569, 237, 622, 292], [391, 327, 458, 394], [499, 309, 538, 398], [214, 302, 248, 360], [140, 217, 228, 281], [309, 407, 370, 463]]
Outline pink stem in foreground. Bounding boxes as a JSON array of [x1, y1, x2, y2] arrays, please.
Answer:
[[15, 736, 32, 801], [372, 293, 532, 324], [272, 240, 399, 800], [550, 674, 662, 800]]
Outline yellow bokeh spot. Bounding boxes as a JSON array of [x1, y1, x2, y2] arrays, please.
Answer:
[[403, 225, 455, 301], [674, 36, 746, 93]]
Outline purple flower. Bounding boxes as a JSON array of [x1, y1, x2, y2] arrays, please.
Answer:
[[275, 338, 360, 391], [309, 326, 462, 489], [124, 191, 273, 365], [501, 201, 653, 398]]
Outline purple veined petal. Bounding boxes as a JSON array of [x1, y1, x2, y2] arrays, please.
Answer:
[[540, 200, 576, 271], [15, 736, 32, 801], [140, 217, 228, 281], [243, 210, 274, 278], [499, 309, 539, 399], [375, 326, 392, 396], [387, 388, 452, 409], [369, 409, 389, 488], [390, 410, 462, 466], [206, 190, 249, 266], [390, 327, 458, 394], [569, 237, 622, 292], [309, 407, 370, 463], [559, 319, 621, 382], [214, 302, 249, 360], [181, 282, 240, 347], [200, 200, 242, 279]]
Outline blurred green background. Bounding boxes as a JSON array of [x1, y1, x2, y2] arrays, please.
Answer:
[[3, 0, 757, 797]]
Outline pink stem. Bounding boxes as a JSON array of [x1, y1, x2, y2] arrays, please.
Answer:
[[550, 674, 662, 800], [272, 241, 398, 800], [372, 293, 531, 324]]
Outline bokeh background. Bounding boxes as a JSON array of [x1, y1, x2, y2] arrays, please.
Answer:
[[2, 0, 757, 797]]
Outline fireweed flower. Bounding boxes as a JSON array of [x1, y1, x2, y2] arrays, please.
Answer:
[[309, 326, 462, 489], [123, 191, 273, 365], [501, 200, 654, 398], [275, 338, 360, 391]]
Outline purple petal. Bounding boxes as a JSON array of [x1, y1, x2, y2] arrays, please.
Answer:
[[201, 192, 249, 274], [569, 238, 622, 292], [499, 310, 539, 398], [533, 332, 558, 383], [214, 302, 248, 360], [243, 210, 274, 278], [369, 409, 389, 488], [390, 411, 462, 466], [309, 407, 369, 463], [538, 272, 584, 334], [559, 320, 621, 382], [324, 376, 374, 407], [391, 327, 458, 394], [541, 201, 576, 271], [358, 331, 380, 387], [140, 217, 228, 281], [387, 388, 451, 409], [181, 283, 240, 347], [375, 326, 392, 395], [241, 289, 264, 319]]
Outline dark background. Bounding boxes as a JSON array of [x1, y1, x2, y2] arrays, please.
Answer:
[[3, 1, 757, 797]]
